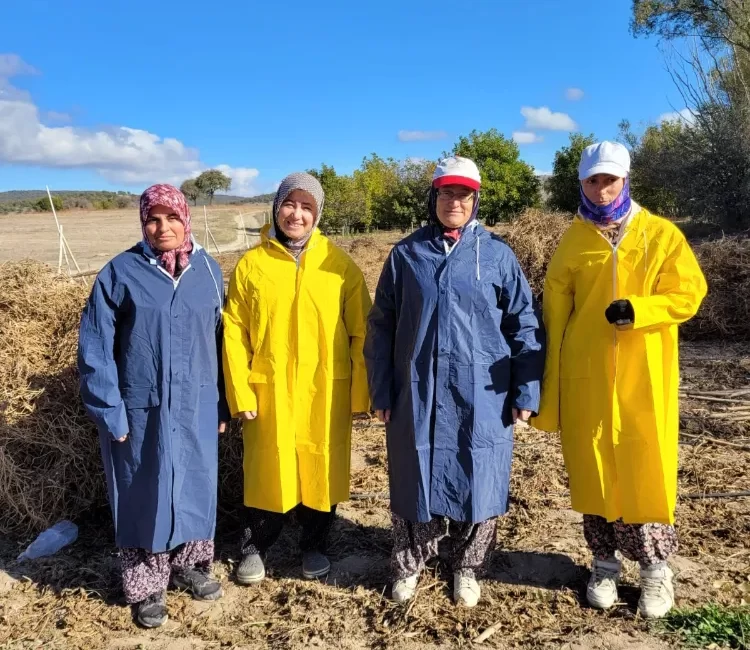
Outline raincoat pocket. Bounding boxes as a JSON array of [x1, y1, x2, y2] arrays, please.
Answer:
[[120, 386, 161, 409]]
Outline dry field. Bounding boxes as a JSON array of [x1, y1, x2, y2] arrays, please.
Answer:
[[0, 224, 748, 650], [0, 204, 270, 272]]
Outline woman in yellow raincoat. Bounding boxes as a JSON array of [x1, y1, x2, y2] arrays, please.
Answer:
[[223, 172, 371, 584], [534, 142, 706, 619]]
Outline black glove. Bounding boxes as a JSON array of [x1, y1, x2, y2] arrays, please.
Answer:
[[605, 299, 635, 325]]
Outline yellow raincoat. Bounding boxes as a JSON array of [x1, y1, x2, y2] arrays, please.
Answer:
[[533, 205, 707, 524], [223, 226, 372, 513]]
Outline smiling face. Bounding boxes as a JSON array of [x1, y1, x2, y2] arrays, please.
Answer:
[[276, 189, 317, 240], [143, 204, 186, 252], [581, 174, 626, 206], [435, 184, 476, 229]]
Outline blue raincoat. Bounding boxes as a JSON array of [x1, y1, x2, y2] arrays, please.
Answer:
[[365, 223, 544, 523], [78, 241, 229, 552]]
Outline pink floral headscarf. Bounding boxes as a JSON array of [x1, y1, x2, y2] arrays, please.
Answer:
[[139, 184, 193, 277]]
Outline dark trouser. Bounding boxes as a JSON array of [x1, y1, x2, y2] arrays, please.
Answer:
[[583, 515, 678, 568], [240, 504, 337, 556], [120, 539, 214, 604]]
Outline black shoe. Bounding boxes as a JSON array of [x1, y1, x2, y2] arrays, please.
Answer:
[[136, 591, 168, 628], [172, 567, 223, 601]]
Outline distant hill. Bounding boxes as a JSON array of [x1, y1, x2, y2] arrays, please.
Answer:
[[0, 189, 274, 214]]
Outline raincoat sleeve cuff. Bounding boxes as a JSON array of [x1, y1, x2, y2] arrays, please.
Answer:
[[231, 389, 258, 418], [106, 403, 129, 439], [351, 390, 371, 413], [513, 383, 540, 415]]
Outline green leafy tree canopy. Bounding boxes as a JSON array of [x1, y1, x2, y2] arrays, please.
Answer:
[[195, 170, 231, 204], [547, 133, 597, 213], [451, 129, 540, 225]]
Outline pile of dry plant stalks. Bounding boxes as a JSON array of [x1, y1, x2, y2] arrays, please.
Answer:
[[684, 235, 750, 341], [0, 262, 94, 536], [497, 208, 572, 297], [0, 261, 246, 537]]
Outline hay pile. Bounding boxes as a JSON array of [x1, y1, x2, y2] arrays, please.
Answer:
[[0, 261, 245, 537], [684, 235, 750, 341], [0, 262, 94, 536], [496, 208, 571, 297]]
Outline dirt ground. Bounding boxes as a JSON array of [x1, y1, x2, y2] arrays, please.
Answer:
[[0, 229, 747, 649], [0, 204, 270, 272], [0, 346, 747, 650]]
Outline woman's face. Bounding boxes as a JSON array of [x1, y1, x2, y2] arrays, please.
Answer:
[[581, 174, 625, 206], [435, 184, 476, 229], [144, 205, 186, 252], [277, 189, 317, 240]]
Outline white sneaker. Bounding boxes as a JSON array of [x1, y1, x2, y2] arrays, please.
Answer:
[[454, 573, 480, 608], [638, 565, 675, 619], [391, 574, 418, 603], [586, 558, 621, 609]]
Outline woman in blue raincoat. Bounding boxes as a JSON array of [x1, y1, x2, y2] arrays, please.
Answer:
[[365, 157, 544, 607], [78, 184, 229, 628]]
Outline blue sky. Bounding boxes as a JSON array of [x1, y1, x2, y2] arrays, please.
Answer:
[[0, 0, 692, 195]]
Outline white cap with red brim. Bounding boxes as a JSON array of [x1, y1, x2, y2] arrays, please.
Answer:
[[433, 156, 481, 190]]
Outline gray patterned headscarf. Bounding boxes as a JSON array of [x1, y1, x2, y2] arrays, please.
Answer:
[[272, 172, 325, 256]]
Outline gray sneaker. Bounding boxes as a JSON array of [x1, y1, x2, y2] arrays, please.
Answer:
[[237, 553, 266, 585], [302, 551, 331, 579], [172, 567, 223, 601], [136, 590, 168, 628]]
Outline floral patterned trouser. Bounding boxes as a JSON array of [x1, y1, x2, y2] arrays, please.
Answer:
[[120, 539, 215, 604], [583, 515, 678, 567], [391, 514, 497, 581]]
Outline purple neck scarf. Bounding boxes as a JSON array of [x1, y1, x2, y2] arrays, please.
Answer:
[[579, 177, 631, 225]]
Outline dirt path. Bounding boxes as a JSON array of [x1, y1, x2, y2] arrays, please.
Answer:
[[0, 205, 269, 272]]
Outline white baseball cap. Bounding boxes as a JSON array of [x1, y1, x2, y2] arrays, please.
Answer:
[[578, 141, 631, 180], [433, 156, 481, 190]]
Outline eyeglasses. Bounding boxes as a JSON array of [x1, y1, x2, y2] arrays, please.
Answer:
[[437, 189, 475, 203]]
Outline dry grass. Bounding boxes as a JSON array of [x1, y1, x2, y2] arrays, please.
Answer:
[[0, 214, 748, 648], [684, 236, 750, 341]]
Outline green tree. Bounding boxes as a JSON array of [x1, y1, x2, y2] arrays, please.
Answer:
[[195, 170, 231, 204], [180, 179, 201, 206], [631, 0, 750, 55], [388, 158, 436, 231], [354, 154, 400, 230], [308, 164, 366, 234], [547, 132, 597, 213], [451, 129, 540, 225], [34, 195, 63, 212]]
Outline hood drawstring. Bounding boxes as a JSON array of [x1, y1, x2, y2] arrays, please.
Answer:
[[203, 255, 222, 303], [476, 235, 481, 281]]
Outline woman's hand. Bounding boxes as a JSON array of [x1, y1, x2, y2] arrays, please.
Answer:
[[241, 411, 258, 421], [375, 409, 391, 424], [512, 408, 532, 424], [218, 421, 228, 433]]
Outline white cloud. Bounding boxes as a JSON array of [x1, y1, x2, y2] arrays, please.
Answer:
[[0, 54, 262, 194], [216, 164, 260, 196], [658, 108, 697, 125], [512, 131, 544, 144], [565, 87, 585, 101], [44, 110, 72, 124], [0, 53, 38, 78], [521, 106, 577, 131], [398, 130, 448, 142]]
